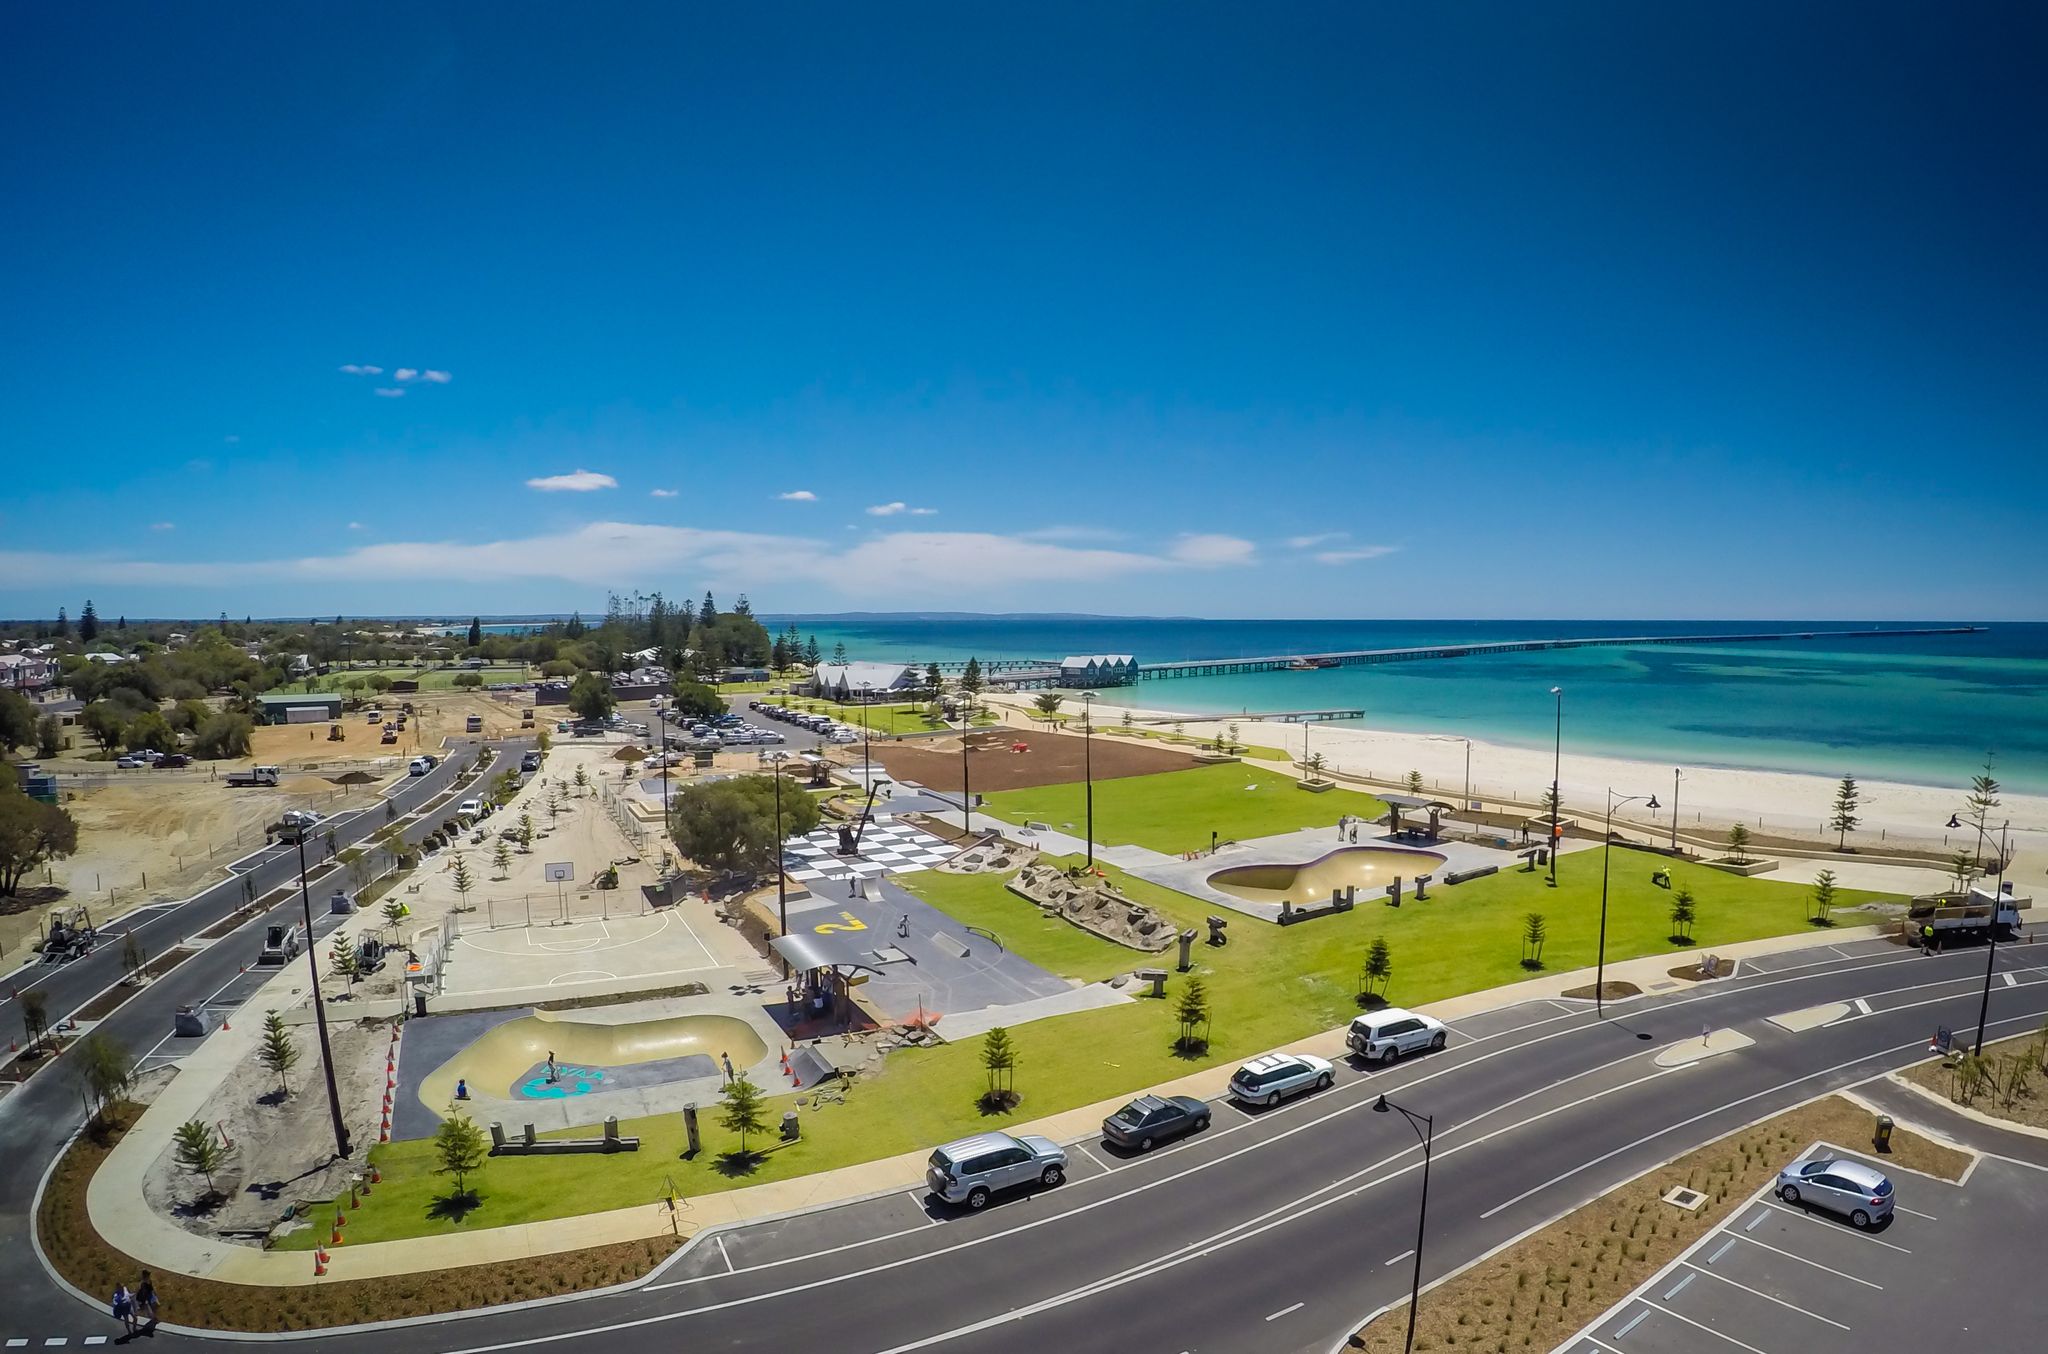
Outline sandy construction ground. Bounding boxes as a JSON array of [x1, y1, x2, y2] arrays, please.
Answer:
[[873, 727, 1201, 793]]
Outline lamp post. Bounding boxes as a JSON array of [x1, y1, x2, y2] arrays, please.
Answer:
[[960, 703, 973, 837], [1374, 1093, 1434, 1354], [295, 832, 352, 1161], [1548, 687, 1563, 886], [1463, 736, 1471, 809], [1597, 788, 1656, 1017], [1669, 768, 1684, 853], [768, 750, 789, 975], [1969, 819, 2011, 1056], [859, 681, 873, 791], [655, 707, 671, 825], [1081, 691, 1097, 873]]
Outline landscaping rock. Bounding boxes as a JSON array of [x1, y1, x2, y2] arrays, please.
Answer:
[[1007, 864, 1176, 952]]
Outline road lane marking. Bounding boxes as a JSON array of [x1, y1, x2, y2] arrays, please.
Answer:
[[1761, 1199, 1911, 1251], [1853, 998, 1873, 1015], [1262, 1302, 1303, 1322], [1895, 1204, 1936, 1220], [1613, 1308, 1650, 1338], [1662, 1272, 1695, 1299], [1721, 1231, 1881, 1287], [715, 1236, 733, 1274], [1682, 1261, 1849, 1328], [1638, 1300, 1769, 1353], [1383, 1249, 1414, 1266]]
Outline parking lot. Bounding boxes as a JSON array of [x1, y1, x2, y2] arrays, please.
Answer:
[[1561, 1143, 2047, 1354]]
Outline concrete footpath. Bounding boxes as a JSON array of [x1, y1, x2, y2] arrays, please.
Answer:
[[73, 917, 1903, 1286]]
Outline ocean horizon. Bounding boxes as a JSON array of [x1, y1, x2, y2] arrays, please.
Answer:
[[763, 616, 2048, 796]]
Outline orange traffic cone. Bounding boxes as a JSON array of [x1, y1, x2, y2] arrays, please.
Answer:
[[222, 1015, 231, 1031], [369, 1163, 381, 1184], [314, 1248, 328, 1276]]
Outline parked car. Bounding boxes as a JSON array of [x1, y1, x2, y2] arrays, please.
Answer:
[[1775, 1158, 1894, 1228], [1102, 1094, 1211, 1151], [1227, 1053, 1334, 1107], [116, 754, 148, 768], [1347, 1008, 1447, 1063], [926, 1131, 1067, 1210], [154, 753, 191, 768], [520, 751, 542, 772], [457, 798, 482, 818]]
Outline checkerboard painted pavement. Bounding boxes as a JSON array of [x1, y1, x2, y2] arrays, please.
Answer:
[[782, 819, 957, 881]]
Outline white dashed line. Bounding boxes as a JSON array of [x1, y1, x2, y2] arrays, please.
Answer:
[[1262, 1302, 1303, 1322], [1383, 1248, 1415, 1266]]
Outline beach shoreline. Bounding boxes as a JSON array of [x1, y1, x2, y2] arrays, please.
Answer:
[[980, 691, 2048, 873]]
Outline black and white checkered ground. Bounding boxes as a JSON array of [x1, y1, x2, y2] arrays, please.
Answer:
[[782, 819, 956, 882]]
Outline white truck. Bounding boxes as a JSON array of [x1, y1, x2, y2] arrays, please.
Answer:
[[227, 764, 282, 787], [1908, 884, 2029, 944]]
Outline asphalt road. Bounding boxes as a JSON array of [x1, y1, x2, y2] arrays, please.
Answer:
[[0, 741, 521, 1330], [7, 852, 2046, 1352]]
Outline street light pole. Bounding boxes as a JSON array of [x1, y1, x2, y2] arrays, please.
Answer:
[[1670, 768, 1683, 853], [1081, 691, 1096, 873], [770, 751, 789, 977], [859, 681, 872, 789], [295, 833, 352, 1161], [960, 704, 973, 838], [1548, 687, 1563, 886], [1597, 789, 1653, 1018], [1463, 736, 1471, 809], [1972, 820, 2011, 1056], [1374, 1094, 1434, 1354]]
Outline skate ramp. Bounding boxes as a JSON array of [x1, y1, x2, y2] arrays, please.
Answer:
[[417, 1009, 769, 1110]]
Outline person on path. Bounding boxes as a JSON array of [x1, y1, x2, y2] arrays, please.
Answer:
[[546, 1050, 558, 1083], [112, 1283, 135, 1336], [897, 913, 910, 938], [136, 1273, 158, 1332], [721, 1051, 735, 1084]]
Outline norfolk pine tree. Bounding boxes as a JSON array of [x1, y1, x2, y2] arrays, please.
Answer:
[[1174, 977, 1211, 1054], [258, 1009, 300, 1096], [980, 1025, 1019, 1109], [720, 1073, 768, 1159], [1829, 776, 1861, 850], [173, 1119, 226, 1198], [433, 1105, 489, 1198]]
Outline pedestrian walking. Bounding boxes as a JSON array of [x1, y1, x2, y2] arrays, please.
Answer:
[[136, 1273, 158, 1332], [897, 913, 910, 938], [721, 1051, 735, 1083], [111, 1283, 135, 1336], [546, 1049, 558, 1083]]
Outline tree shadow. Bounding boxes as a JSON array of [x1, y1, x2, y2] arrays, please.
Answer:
[[1520, 958, 1545, 971], [1807, 916, 1837, 928], [426, 1188, 482, 1223], [257, 1087, 288, 1107], [1170, 1037, 1209, 1061], [712, 1150, 763, 1179], [977, 1091, 1021, 1116], [1666, 934, 1693, 946]]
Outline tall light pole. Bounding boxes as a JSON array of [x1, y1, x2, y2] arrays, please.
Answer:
[[1548, 688, 1563, 886], [768, 750, 789, 975], [1969, 819, 2011, 1056], [655, 706, 671, 828], [295, 832, 352, 1161], [859, 681, 872, 790], [1374, 1093, 1434, 1354], [959, 702, 973, 838], [1463, 737, 1471, 809], [1597, 788, 1656, 1018], [1669, 768, 1684, 853], [1081, 691, 1096, 873]]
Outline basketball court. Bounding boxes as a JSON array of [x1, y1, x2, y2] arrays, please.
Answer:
[[437, 905, 724, 999]]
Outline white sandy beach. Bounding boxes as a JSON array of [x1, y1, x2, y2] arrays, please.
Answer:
[[982, 692, 2048, 877]]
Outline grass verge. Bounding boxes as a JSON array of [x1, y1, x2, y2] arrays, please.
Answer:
[[981, 762, 1389, 855], [37, 1105, 678, 1330], [1348, 1094, 1967, 1352]]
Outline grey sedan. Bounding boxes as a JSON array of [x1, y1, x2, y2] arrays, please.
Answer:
[[1102, 1094, 1211, 1151]]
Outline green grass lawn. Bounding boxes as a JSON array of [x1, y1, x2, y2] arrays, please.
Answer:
[[289, 844, 1891, 1247], [293, 665, 533, 693], [982, 762, 1388, 855], [774, 698, 996, 735]]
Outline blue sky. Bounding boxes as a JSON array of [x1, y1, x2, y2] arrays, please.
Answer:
[[3, 2, 2043, 621]]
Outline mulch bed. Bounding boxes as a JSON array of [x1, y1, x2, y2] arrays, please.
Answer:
[[873, 728, 1199, 793], [75, 949, 201, 1020], [38, 1105, 680, 1331], [1560, 980, 1643, 1000]]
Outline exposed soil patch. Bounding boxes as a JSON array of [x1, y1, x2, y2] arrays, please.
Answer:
[[1899, 1033, 2048, 1132], [1, 1037, 74, 1083], [75, 948, 200, 1019], [1560, 980, 1642, 1000], [1349, 1095, 1967, 1353], [873, 727, 1199, 793], [40, 1105, 679, 1330]]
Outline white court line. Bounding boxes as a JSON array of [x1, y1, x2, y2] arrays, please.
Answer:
[[1383, 1249, 1414, 1266], [1638, 1299, 1770, 1354], [1263, 1302, 1303, 1322], [1681, 1261, 1850, 1329], [1760, 1199, 1911, 1252], [1721, 1231, 1882, 1289]]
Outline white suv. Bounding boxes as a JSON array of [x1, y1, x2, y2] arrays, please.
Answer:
[[1347, 1008, 1447, 1063], [1227, 1053, 1334, 1107], [926, 1131, 1067, 1210]]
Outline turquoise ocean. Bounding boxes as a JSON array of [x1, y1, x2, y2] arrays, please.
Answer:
[[765, 618, 2048, 794]]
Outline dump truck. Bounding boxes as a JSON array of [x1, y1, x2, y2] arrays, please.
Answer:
[[226, 764, 282, 787], [1907, 884, 2028, 943]]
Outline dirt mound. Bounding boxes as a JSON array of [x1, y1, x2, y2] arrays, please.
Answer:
[[614, 744, 647, 761], [330, 770, 378, 786], [874, 727, 1199, 792], [1008, 863, 1177, 952]]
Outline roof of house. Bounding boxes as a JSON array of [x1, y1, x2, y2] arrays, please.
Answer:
[[257, 692, 342, 705], [1059, 654, 1135, 668], [811, 661, 919, 688]]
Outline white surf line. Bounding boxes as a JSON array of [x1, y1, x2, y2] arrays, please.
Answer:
[[650, 952, 2044, 1301], [1720, 1232, 1881, 1288], [1680, 1261, 1849, 1328], [1263, 1302, 1304, 1322]]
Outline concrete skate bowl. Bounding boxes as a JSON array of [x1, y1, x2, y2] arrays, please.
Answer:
[[417, 1011, 768, 1108], [1208, 845, 1447, 908]]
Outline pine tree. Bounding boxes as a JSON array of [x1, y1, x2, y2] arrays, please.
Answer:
[[719, 1073, 767, 1158], [330, 934, 361, 990], [1811, 869, 1838, 926], [925, 661, 943, 693], [518, 811, 535, 852], [1669, 887, 1697, 943], [698, 592, 717, 627], [732, 594, 753, 618], [1829, 776, 1861, 850], [1725, 821, 1751, 864], [55, 606, 69, 637], [467, 616, 483, 647], [1174, 977, 1210, 1054], [961, 657, 984, 700], [565, 611, 586, 639], [493, 838, 512, 878], [452, 852, 475, 907], [1405, 769, 1424, 794], [979, 1026, 1019, 1109], [79, 600, 99, 642], [803, 635, 822, 666], [258, 1009, 300, 1096], [574, 765, 589, 795], [831, 640, 848, 664], [1521, 912, 1548, 968], [1363, 935, 1393, 1000], [173, 1119, 226, 1196], [433, 1105, 489, 1197], [382, 898, 407, 936], [116, 615, 127, 631]]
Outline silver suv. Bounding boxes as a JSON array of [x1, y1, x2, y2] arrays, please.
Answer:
[[1347, 1008, 1447, 1063], [926, 1131, 1067, 1210]]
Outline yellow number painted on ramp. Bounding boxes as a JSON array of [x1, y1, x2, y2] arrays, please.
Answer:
[[815, 912, 868, 934]]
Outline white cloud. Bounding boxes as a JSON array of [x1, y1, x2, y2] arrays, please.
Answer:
[[1286, 532, 1347, 550], [420, 370, 452, 384], [649, 488, 678, 498], [1314, 546, 1399, 565], [524, 469, 618, 493], [909, 507, 938, 516], [374, 387, 406, 398], [778, 490, 819, 502], [347, 521, 366, 531], [1169, 533, 1257, 567], [339, 364, 383, 376], [866, 501, 908, 516], [1020, 525, 1126, 543], [395, 368, 419, 382], [149, 522, 175, 531]]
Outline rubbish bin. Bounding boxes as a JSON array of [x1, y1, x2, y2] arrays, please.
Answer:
[[781, 1110, 800, 1142], [1874, 1114, 1894, 1152]]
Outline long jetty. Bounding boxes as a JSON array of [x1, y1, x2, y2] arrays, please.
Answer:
[[1133, 626, 1984, 681]]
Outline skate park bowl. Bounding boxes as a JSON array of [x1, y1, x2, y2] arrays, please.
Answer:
[[1208, 845, 1448, 909], [416, 1010, 769, 1112]]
